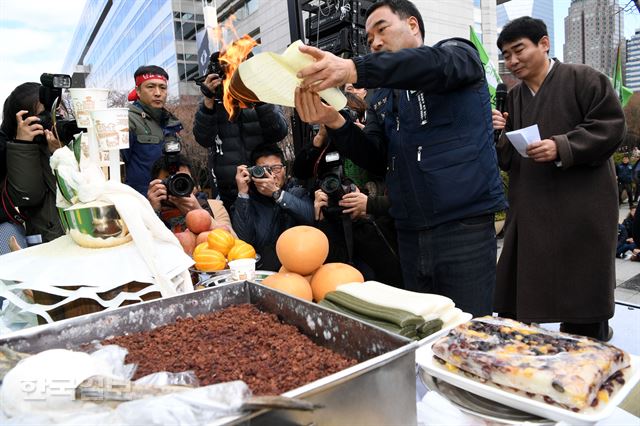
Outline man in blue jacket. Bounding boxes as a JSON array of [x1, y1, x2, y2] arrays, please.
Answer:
[[294, 0, 506, 316], [232, 144, 314, 271]]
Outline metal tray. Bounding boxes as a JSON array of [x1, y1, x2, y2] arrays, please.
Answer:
[[0, 281, 418, 425]]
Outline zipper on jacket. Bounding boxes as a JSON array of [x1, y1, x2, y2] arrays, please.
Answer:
[[396, 116, 400, 131], [417, 146, 422, 162]]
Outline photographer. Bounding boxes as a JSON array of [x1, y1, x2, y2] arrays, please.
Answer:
[[231, 144, 313, 271], [1, 82, 65, 246], [123, 65, 183, 195], [193, 52, 288, 211], [313, 161, 403, 288], [147, 154, 234, 235]]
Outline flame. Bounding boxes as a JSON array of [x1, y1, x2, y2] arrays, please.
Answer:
[[219, 34, 258, 120]]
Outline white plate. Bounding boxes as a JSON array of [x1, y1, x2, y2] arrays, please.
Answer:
[[415, 341, 640, 425]]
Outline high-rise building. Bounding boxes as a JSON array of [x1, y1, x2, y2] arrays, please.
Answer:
[[62, 0, 271, 98], [626, 29, 640, 91], [496, 0, 554, 57], [63, 0, 500, 97], [563, 0, 624, 76]]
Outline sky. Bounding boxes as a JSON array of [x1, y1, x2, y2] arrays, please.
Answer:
[[0, 0, 86, 115], [0, 0, 640, 112]]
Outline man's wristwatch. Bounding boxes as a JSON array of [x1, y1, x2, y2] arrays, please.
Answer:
[[272, 189, 283, 202]]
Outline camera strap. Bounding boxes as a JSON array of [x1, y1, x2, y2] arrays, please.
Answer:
[[1, 182, 26, 225], [341, 214, 354, 264]]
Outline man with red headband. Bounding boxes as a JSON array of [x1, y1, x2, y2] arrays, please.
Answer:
[[122, 65, 183, 195]]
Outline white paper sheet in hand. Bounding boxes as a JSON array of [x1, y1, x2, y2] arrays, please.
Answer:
[[505, 124, 541, 157], [237, 40, 346, 110]]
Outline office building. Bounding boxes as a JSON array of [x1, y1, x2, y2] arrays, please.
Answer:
[[626, 30, 640, 91], [63, 0, 500, 97], [496, 0, 554, 57], [563, 0, 624, 76]]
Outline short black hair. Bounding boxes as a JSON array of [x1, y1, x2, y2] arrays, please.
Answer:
[[251, 143, 285, 165], [151, 154, 193, 179], [497, 16, 548, 51], [366, 0, 425, 41], [134, 65, 169, 82]]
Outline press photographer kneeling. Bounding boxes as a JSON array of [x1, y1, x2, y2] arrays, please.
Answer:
[[231, 144, 313, 271], [147, 142, 233, 234]]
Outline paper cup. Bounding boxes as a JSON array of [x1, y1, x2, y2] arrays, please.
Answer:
[[69, 88, 109, 128], [90, 108, 129, 151], [228, 258, 256, 281]]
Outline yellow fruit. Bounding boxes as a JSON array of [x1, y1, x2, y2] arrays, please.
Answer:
[[207, 228, 235, 256], [194, 248, 226, 271], [227, 242, 256, 261], [310, 263, 364, 301], [193, 242, 209, 257]]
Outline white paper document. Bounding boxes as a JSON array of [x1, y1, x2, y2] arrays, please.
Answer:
[[505, 124, 541, 157]]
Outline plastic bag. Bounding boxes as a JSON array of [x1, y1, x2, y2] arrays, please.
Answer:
[[0, 345, 251, 424]]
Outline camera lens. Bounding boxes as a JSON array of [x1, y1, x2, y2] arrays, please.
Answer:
[[165, 173, 195, 197], [320, 175, 341, 194], [249, 165, 266, 178]]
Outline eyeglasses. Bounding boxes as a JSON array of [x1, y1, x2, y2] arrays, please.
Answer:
[[263, 164, 285, 173]]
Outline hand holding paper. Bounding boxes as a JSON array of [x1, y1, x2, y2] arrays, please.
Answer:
[[232, 40, 346, 110], [505, 124, 541, 158]]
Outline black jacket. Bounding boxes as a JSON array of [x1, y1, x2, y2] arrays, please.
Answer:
[[193, 100, 288, 207]]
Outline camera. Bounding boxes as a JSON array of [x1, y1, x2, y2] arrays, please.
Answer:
[[194, 51, 227, 99], [162, 140, 195, 197], [318, 151, 356, 217], [35, 73, 80, 145], [345, 107, 365, 124], [247, 165, 271, 179]]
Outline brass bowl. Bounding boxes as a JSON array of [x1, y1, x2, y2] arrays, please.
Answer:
[[58, 202, 132, 248]]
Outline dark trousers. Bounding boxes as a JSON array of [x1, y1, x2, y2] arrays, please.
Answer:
[[560, 320, 610, 341], [619, 182, 634, 207], [396, 214, 496, 317]]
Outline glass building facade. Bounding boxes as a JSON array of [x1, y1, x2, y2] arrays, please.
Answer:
[[62, 0, 263, 98], [626, 29, 640, 92]]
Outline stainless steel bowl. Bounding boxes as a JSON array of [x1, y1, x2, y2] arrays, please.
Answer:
[[58, 203, 131, 248]]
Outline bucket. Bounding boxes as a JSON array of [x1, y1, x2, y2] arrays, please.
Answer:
[[90, 108, 129, 151], [68, 88, 109, 128]]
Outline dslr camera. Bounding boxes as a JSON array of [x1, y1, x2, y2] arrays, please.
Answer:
[[194, 51, 227, 99], [319, 151, 356, 217], [36, 73, 80, 144], [247, 165, 271, 179], [162, 140, 195, 197]]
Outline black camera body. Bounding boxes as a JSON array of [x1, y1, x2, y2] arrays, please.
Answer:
[[162, 141, 195, 197], [194, 52, 227, 99], [345, 107, 365, 124], [247, 165, 271, 179], [319, 151, 355, 217], [35, 73, 79, 145]]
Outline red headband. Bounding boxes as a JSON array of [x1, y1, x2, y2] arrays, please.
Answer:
[[127, 73, 168, 101]]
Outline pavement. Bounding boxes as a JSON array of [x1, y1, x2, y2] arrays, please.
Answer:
[[614, 204, 640, 306], [496, 204, 640, 307]]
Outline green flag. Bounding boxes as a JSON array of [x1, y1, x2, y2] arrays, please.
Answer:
[[469, 26, 502, 108], [613, 43, 633, 107]]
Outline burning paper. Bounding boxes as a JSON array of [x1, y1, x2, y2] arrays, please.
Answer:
[[230, 40, 347, 111]]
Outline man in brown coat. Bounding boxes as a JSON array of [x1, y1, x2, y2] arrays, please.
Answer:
[[492, 17, 625, 341]]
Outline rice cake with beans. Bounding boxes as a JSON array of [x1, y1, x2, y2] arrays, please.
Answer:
[[431, 316, 630, 411]]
